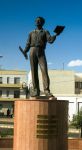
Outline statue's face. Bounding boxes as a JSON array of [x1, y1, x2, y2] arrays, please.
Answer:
[[35, 18, 43, 27]]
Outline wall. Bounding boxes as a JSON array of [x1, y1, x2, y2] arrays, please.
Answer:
[[0, 138, 82, 150], [0, 138, 13, 148], [68, 139, 82, 150], [39, 70, 75, 95]]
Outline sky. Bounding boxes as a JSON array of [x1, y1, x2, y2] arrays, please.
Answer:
[[0, 0, 82, 72]]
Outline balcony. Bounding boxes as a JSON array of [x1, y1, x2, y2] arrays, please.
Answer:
[[0, 84, 22, 88]]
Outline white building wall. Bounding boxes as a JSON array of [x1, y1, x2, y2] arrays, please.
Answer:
[[20, 89, 26, 99], [56, 95, 82, 121], [0, 88, 26, 99], [0, 73, 27, 84], [0, 70, 27, 99], [0, 89, 15, 98], [1, 69, 82, 120]]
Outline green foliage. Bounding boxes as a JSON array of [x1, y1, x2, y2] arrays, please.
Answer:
[[71, 108, 82, 128], [0, 128, 13, 137]]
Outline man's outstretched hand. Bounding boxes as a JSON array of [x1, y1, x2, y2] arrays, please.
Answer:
[[19, 46, 28, 60]]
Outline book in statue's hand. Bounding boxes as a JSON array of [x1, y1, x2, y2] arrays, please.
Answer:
[[53, 25, 65, 35]]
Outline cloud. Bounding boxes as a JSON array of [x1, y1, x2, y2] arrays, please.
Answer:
[[68, 59, 82, 67], [48, 62, 53, 65]]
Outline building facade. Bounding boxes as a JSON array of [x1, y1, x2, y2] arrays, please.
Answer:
[[39, 70, 82, 120], [0, 69, 82, 119], [0, 70, 27, 116], [39, 70, 75, 94]]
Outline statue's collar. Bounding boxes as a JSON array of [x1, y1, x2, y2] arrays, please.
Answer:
[[35, 28, 43, 32]]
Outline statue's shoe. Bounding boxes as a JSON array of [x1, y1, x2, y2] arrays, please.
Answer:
[[44, 91, 57, 100], [49, 95, 57, 100]]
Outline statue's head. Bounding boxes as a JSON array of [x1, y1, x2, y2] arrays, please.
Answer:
[[35, 17, 45, 27]]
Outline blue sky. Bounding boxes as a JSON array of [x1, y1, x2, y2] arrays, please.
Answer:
[[0, 0, 82, 72]]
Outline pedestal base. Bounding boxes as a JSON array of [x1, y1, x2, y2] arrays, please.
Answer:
[[13, 99, 68, 150]]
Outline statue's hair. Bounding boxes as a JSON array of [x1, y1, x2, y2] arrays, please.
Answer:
[[35, 16, 45, 25]]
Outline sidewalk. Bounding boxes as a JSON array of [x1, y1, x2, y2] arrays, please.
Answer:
[[0, 118, 13, 122], [0, 118, 14, 129], [0, 148, 13, 150]]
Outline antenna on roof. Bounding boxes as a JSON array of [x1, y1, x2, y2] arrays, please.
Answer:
[[0, 56, 3, 70], [63, 62, 65, 70]]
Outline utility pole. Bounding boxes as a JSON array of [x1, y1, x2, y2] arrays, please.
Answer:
[[0, 56, 3, 70], [63, 62, 65, 70]]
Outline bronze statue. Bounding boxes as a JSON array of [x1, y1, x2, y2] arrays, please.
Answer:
[[19, 17, 65, 98]]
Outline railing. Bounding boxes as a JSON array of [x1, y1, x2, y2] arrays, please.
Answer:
[[0, 84, 22, 88]]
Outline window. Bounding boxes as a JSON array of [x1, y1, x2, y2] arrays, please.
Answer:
[[6, 90, 9, 97], [7, 77, 10, 84], [14, 90, 20, 98], [0, 90, 2, 97], [80, 82, 82, 89], [0, 77, 2, 84], [75, 82, 82, 89], [14, 77, 20, 84], [0, 104, 3, 110], [75, 82, 80, 88]]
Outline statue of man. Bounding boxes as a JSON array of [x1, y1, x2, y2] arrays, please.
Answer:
[[19, 17, 60, 98]]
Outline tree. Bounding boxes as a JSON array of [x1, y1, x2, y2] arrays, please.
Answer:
[[71, 107, 82, 138]]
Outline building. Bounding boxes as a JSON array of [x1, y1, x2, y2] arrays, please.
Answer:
[[39, 70, 75, 94], [0, 70, 27, 116], [0, 69, 82, 120], [75, 73, 82, 94], [39, 70, 82, 120]]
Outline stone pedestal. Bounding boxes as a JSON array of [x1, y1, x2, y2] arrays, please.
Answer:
[[13, 99, 68, 150]]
